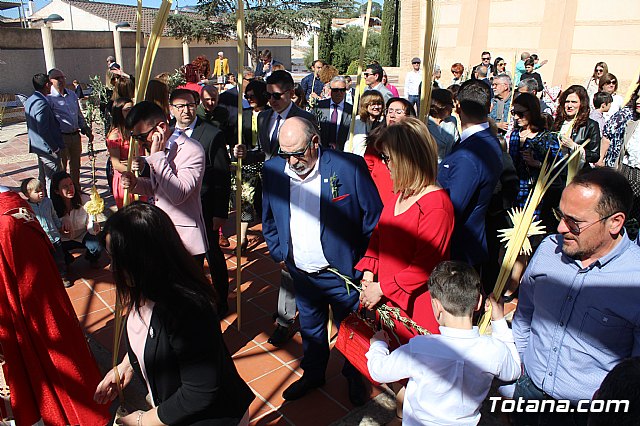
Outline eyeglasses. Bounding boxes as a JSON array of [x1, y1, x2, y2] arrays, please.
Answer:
[[331, 88, 347, 93], [482, 57, 491, 60], [363, 72, 371, 77], [386, 108, 406, 115], [607, 81, 617, 85], [367, 103, 383, 109], [553, 208, 616, 236], [596, 68, 604, 73], [244, 93, 256, 100], [380, 152, 390, 164], [171, 103, 196, 111], [412, 62, 420, 65], [265, 91, 285, 100], [499, 62, 506, 66], [278, 138, 313, 160]]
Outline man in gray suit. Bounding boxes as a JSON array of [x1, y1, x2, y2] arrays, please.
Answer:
[[316, 76, 353, 151], [24, 73, 64, 195], [257, 70, 317, 346]]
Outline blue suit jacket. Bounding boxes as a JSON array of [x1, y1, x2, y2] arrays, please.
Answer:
[[438, 127, 503, 265], [24, 91, 64, 156], [262, 148, 382, 280]]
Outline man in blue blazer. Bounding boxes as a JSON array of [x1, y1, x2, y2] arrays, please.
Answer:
[[24, 73, 64, 195], [438, 79, 503, 267], [262, 117, 382, 405]]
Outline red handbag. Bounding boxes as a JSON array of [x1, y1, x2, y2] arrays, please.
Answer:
[[335, 311, 382, 385]]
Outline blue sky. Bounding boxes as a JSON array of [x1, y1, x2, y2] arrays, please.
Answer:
[[2, 0, 200, 19]]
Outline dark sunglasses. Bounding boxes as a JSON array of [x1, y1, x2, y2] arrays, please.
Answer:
[[363, 72, 371, 77], [511, 108, 528, 117], [412, 62, 420, 65], [331, 88, 347, 93], [130, 123, 162, 142], [265, 91, 285, 100], [553, 208, 616, 236], [278, 138, 313, 160], [482, 57, 491, 60], [244, 93, 256, 100]]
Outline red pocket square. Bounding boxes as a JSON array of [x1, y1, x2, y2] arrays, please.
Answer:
[[332, 194, 350, 202]]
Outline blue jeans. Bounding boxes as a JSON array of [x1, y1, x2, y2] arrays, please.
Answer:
[[513, 370, 588, 426], [61, 233, 102, 261]]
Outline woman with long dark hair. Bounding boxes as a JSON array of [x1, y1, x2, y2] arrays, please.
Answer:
[[552, 85, 601, 169], [94, 202, 254, 425], [50, 171, 102, 266], [586, 61, 607, 99], [603, 85, 640, 167]]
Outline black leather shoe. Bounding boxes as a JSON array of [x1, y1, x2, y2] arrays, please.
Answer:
[[282, 376, 325, 401], [268, 324, 295, 346], [346, 374, 367, 406]]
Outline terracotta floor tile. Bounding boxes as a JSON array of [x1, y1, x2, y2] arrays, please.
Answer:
[[65, 280, 93, 300], [248, 363, 302, 410], [249, 409, 289, 426], [72, 294, 112, 318], [322, 375, 375, 412], [247, 289, 279, 313], [247, 396, 277, 424], [278, 391, 349, 426], [222, 324, 258, 355], [258, 334, 304, 364], [233, 346, 288, 383]]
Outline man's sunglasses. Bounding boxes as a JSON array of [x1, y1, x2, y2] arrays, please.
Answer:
[[553, 208, 616, 236], [130, 122, 163, 142], [331, 88, 347, 93], [265, 91, 286, 100], [278, 139, 313, 160]]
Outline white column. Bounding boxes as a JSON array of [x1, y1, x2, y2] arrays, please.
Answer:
[[182, 41, 190, 65], [113, 30, 123, 65], [41, 25, 55, 71], [313, 33, 319, 61]]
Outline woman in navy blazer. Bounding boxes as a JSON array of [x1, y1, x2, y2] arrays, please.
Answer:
[[94, 202, 254, 425]]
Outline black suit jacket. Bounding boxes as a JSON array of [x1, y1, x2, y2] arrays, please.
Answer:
[[316, 99, 353, 151], [257, 103, 317, 159], [191, 117, 231, 220], [126, 301, 254, 425]]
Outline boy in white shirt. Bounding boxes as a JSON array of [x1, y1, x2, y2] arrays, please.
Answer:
[[367, 261, 521, 426]]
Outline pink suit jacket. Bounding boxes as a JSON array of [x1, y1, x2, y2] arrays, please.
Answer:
[[134, 132, 208, 255]]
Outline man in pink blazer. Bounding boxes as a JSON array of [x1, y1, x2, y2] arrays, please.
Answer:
[[121, 101, 208, 262]]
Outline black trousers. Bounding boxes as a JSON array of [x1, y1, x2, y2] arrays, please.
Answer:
[[204, 215, 230, 310]]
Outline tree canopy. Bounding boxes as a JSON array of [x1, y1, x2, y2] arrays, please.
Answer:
[[168, 0, 354, 67]]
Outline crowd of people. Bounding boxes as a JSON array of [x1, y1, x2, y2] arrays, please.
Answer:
[[1, 46, 640, 426]]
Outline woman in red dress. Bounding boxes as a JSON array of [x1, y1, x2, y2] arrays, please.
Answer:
[[107, 97, 146, 208], [357, 117, 454, 342], [364, 97, 416, 205], [357, 117, 454, 425]]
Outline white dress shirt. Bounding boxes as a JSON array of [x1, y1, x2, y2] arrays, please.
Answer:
[[459, 122, 490, 144], [284, 154, 330, 273], [169, 119, 196, 150], [270, 102, 294, 142], [367, 319, 521, 426], [404, 69, 422, 97]]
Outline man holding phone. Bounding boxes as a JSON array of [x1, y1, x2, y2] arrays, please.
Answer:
[[121, 100, 208, 264]]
